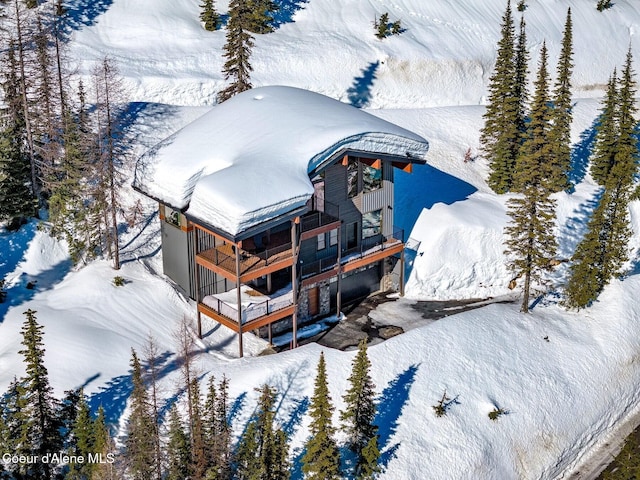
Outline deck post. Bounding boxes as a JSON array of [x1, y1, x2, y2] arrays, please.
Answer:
[[336, 224, 342, 317], [193, 225, 203, 338], [400, 248, 405, 297], [291, 219, 299, 349], [235, 242, 244, 357]]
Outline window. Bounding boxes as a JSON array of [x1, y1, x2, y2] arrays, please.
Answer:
[[362, 163, 382, 193], [329, 229, 338, 246], [347, 157, 359, 198], [347, 222, 358, 249], [317, 233, 326, 250], [362, 210, 382, 239]]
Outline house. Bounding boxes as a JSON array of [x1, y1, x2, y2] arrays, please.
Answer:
[[133, 86, 429, 356]]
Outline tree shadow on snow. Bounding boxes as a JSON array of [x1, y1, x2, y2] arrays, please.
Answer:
[[347, 61, 379, 109], [0, 258, 73, 324], [568, 119, 598, 191], [375, 364, 420, 472], [558, 188, 603, 259], [271, 0, 308, 29], [60, 0, 115, 33]]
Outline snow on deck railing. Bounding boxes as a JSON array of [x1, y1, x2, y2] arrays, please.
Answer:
[[201, 287, 294, 324]]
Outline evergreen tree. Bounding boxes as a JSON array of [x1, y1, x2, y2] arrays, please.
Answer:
[[235, 417, 261, 479], [302, 352, 341, 480], [246, 0, 278, 34], [548, 8, 574, 192], [235, 384, 290, 480], [92, 405, 119, 480], [125, 349, 156, 480], [0, 40, 35, 228], [0, 378, 27, 479], [206, 375, 232, 480], [218, 0, 254, 102], [505, 44, 558, 313], [513, 16, 529, 161], [18, 309, 62, 480], [565, 50, 638, 308], [480, 0, 520, 193], [166, 405, 192, 480], [590, 71, 620, 185], [340, 340, 378, 477], [67, 392, 96, 480], [189, 378, 208, 480], [357, 436, 381, 480], [200, 0, 220, 31]]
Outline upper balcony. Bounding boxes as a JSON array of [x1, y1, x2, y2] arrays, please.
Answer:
[[300, 199, 341, 240], [196, 229, 294, 283]]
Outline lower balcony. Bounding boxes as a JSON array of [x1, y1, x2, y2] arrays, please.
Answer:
[[198, 284, 295, 332]]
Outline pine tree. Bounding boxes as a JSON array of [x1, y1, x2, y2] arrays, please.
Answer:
[[590, 71, 619, 185], [565, 50, 638, 308], [67, 392, 96, 480], [18, 309, 62, 480], [357, 436, 381, 480], [200, 0, 220, 31], [166, 405, 192, 480], [189, 378, 208, 480], [340, 340, 378, 477], [302, 352, 341, 480], [505, 44, 558, 313], [125, 349, 156, 480], [236, 384, 290, 480], [0, 378, 27, 479], [218, 0, 254, 102], [548, 8, 574, 192], [207, 375, 232, 480], [513, 15, 529, 161], [92, 405, 119, 480], [0, 39, 35, 228], [480, 0, 520, 193], [246, 0, 278, 34]]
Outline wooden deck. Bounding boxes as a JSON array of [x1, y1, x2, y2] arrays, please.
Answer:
[[196, 242, 294, 283], [198, 301, 295, 332]]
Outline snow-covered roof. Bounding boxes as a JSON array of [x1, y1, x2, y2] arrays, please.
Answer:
[[133, 86, 429, 236]]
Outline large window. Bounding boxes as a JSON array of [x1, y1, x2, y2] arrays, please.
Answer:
[[362, 163, 382, 193], [317, 233, 326, 250], [362, 210, 382, 239], [347, 158, 358, 198]]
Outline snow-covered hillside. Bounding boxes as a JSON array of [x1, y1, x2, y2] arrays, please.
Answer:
[[70, 0, 640, 108], [2, 0, 640, 478]]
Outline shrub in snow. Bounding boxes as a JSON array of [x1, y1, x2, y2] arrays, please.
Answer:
[[517, 0, 526, 12], [597, 0, 613, 11], [374, 13, 403, 39], [113, 276, 125, 287], [488, 407, 508, 421], [432, 389, 458, 417], [0, 279, 6, 303]]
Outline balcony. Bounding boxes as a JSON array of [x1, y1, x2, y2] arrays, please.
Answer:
[[301, 227, 405, 286], [300, 199, 340, 240], [196, 237, 293, 283], [198, 285, 295, 332]]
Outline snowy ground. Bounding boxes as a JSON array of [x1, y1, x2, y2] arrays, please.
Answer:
[[2, 0, 640, 478]]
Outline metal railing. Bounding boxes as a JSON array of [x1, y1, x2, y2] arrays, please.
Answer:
[[198, 241, 293, 274], [343, 226, 404, 258], [301, 200, 340, 232], [200, 288, 294, 324], [301, 255, 340, 279]]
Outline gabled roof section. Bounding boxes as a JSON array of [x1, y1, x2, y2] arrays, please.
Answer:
[[133, 86, 429, 236]]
